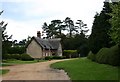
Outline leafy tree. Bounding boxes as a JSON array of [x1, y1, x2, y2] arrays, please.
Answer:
[[109, 1, 120, 45]]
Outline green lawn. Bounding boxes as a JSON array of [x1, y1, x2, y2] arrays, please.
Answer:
[[1, 59, 46, 67], [0, 69, 9, 75], [51, 58, 119, 80]]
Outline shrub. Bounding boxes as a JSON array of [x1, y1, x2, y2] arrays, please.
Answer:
[[87, 51, 96, 61], [45, 56, 65, 60], [20, 54, 34, 61], [95, 45, 120, 66], [52, 56, 65, 59], [96, 48, 109, 64], [45, 56, 53, 60], [63, 50, 78, 58], [108, 45, 120, 66]]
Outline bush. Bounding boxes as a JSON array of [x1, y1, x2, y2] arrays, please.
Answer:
[[63, 50, 78, 58], [96, 48, 109, 64], [45, 56, 65, 60], [95, 45, 120, 66], [107, 45, 120, 66], [87, 51, 96, 61], [45, 56, 53, 60], [52, 56, 65, 59], [20, 54, 34, 61]]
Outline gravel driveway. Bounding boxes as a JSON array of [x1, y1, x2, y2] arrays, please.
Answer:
[[1, 60, 70, 80]]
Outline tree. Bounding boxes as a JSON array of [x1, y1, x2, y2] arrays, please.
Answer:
[[0, 11, 12, 55], [75, 20, 89, 35], [109, 1, 120, 45], [51, 20, 66, 37], [89, 2, 115, 54], [64, 17, 77, 37], [42, 22, 57, 38]]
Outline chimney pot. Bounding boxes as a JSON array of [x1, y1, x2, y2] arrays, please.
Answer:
[[37, 31, 41, 38]]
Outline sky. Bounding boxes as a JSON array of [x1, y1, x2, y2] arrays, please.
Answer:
[[0, 0, 105, 42]]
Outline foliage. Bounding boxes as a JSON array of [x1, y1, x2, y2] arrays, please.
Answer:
[[44, 56, 65, 60], [44, 56, 53, 60], [109, 2, 120, 45], [96, 45, 120, 66], [0, 11, 12, 55], [108, 44, 120, 66], [89, 2, 115, 54], [7, 46, 25, 54], [96, 48, 110, 64], [77, 44, 89, 57], [20, 54, 34, 61], [52, 56, 65, 59], [2, 54, 34, 61], [87, 51, 96, 61], [51, 58, 118, 80], [63, 50, 78, 58]]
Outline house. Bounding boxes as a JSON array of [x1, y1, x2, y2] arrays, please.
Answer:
[[26, 31, 62, 59]]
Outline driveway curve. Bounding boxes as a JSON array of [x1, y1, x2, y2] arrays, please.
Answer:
[[1, 59, 70, 80]]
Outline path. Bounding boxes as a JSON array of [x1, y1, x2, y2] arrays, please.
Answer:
[[1, 59, 70, 80]]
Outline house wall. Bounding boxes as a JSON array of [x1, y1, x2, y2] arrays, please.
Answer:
[[57, 43, 62, 56], [42, 49, 52, 57], [26, 39, 43, 58]]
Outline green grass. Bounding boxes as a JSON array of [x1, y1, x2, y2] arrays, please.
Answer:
[[1, 59, 46, 67], [0, 69, 9, 75], [51, 58, 119, 80]]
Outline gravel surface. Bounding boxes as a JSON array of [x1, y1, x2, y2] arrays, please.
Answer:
[[0, 60, 70, 80]]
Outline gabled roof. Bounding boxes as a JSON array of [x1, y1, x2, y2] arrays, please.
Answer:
[[29, 37, 61, 50]]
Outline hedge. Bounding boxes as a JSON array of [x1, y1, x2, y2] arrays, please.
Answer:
[[2, 54, 34, 61]]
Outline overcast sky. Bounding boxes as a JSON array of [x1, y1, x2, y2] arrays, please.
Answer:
[[0, 0, 105, 41]]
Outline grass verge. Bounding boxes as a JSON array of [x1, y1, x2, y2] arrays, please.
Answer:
[[51, 57, 119, 80], [0, 69, 9, 75], [1, 60, 46, 67]]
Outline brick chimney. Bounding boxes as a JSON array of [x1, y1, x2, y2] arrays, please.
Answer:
[[37, 31, 41, 38]]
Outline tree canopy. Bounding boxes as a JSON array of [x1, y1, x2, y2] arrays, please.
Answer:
[[109, 1, 120, 45]]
